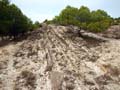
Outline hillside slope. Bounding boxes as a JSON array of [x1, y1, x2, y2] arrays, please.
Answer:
[[0, 25, 120, 90]]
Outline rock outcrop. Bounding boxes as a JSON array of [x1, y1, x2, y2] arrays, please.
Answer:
[[100, 25, 120, 39], [0, 25, 120, 90]]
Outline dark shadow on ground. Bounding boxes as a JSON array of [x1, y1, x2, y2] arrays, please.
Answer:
[[0, 35, 28, 47], [0, 40, 12, 47], [83, 38, 103, 48]]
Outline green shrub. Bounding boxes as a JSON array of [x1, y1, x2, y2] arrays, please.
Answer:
[[87, 22, 101, 32], [0, 0, 33, 39], [51, 5, 113, 33]]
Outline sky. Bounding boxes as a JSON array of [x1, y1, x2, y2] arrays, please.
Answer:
[[11, 0, 120, 22]]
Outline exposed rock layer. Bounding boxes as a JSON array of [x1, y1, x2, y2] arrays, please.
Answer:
[[0, 25, 120, 90]]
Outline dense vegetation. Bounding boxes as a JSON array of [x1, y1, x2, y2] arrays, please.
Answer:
[[51, 6, 114, 32], [0, 0, 36, 40]]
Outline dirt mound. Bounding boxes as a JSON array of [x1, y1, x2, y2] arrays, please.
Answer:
[[0, 25, 120, 90]]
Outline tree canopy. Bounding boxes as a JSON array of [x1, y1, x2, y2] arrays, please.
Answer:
[[51, 5, 113, 32], [0, 0, 33, 39]]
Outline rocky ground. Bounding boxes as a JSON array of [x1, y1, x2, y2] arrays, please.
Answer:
[[0, 24, 120, 90], [100, 25, 120, 39]]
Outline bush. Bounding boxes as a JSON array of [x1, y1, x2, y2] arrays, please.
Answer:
[[32, 21, 41, 29], [112, 17, 120, 25], [87, 22, 101, 32], [52, 6, 79, 25], [0, 0, 33, 39], [51, 5, 113, 32]]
